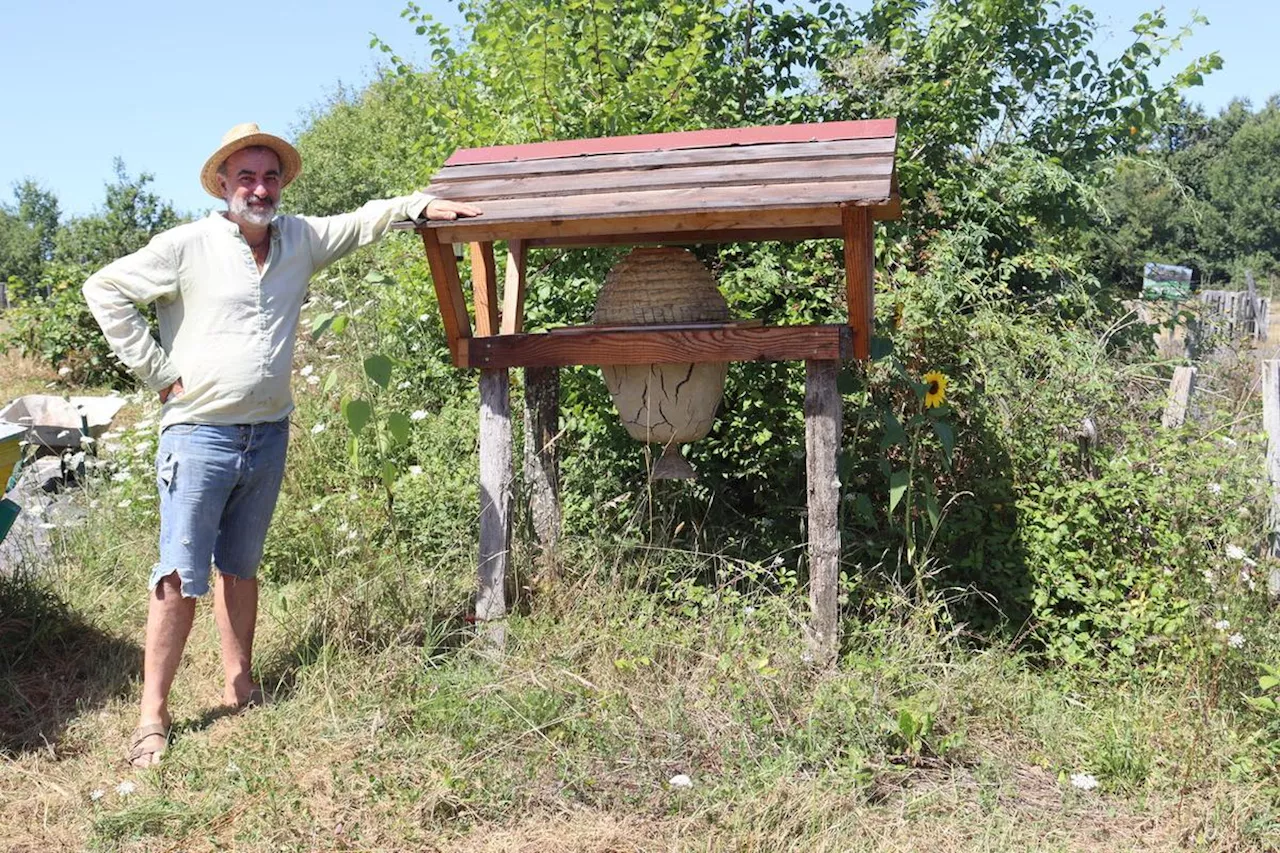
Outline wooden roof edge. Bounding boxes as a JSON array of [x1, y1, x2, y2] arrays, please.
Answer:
[[445, 119, 898, 167]]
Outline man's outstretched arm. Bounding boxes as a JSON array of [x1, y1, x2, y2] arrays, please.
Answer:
[[302, 194, 482, 272]]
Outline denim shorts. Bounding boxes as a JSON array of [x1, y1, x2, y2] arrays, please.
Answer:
[[151, 419, 289, 597]]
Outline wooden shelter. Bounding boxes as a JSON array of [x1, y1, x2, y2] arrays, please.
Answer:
[[396, 119, 901, 662]]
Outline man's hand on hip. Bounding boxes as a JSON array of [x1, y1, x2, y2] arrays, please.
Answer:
[[159, 379, 185, 404], [424, 198, 483, 220]]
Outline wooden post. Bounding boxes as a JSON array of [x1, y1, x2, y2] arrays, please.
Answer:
[[478, 368, 513, 649], [1263, 360, 1280, 599], [804, 359, 842, 666], [1161, 366, 1197, 429], [470, 242, 499, 337], [501, 239, 528, 335], [523, 366, 561, 554]]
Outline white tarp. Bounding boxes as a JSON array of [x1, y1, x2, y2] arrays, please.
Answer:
[[0, 394, 127, 450]]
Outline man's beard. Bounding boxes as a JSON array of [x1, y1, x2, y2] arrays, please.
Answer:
[[228, 194, 276, 227]]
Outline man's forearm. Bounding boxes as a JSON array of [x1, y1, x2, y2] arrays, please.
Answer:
[[83, 276, 181, 392]]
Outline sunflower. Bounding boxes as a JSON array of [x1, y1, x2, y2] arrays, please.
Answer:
[[922, 371, 948, 408]]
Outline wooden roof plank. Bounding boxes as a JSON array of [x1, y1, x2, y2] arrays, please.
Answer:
[[428, 156, 895, 202], [421, 199, 890, 244], [433, 137, 897, 182], [432, 179, 890, 226]]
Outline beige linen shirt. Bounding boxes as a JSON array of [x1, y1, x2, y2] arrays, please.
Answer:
[[83, 192, 432, 429]]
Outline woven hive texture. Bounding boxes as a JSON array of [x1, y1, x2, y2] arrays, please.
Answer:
[[593, 248, 729, 477], [594, 247, 728, 325]]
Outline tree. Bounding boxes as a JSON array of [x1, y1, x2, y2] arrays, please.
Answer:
[[54, 159, 182, 268], [0, 180, 60, 288]]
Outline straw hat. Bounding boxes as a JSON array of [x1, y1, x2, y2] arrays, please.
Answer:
[[200, 123, 302, 199]]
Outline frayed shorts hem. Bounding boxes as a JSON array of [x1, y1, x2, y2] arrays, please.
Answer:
[[149, 564, 258, 598]]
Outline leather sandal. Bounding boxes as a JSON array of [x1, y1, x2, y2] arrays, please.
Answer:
[[126, 723, 170, 768]]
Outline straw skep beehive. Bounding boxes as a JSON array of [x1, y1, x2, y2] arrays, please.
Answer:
[[594, 247, 729, 479]]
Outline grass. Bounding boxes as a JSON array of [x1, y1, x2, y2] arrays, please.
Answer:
[[3, 499, 1279, 850], [4, 325, 1280, 851]]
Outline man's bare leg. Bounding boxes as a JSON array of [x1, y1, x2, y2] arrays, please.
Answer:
[[134, 572, 196, 766], [214, 572, 259, 707]]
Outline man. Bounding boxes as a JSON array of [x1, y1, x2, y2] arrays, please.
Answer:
[[83, 123, 480, 768]]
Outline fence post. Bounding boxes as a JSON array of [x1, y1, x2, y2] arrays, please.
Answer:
[[1162, 366, 1198, 429], [1262, 360, 1280, 598]]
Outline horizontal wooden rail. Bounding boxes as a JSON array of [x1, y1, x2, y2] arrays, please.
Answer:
[[454, 323, 855, 369]]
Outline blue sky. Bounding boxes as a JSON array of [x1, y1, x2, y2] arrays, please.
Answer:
[[0, 0, 1273, 218]]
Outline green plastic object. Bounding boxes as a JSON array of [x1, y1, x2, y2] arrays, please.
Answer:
[[0, 498, 18, 545]]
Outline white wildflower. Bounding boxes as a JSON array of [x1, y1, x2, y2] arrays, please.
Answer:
[[307, 375, 320, 386], [89, 789, 104, 801], [333, 300, 348, 310], [89, 500, 100, 509], [1207, 483, 1222, 495], [299, 365, 314, 377], [133, 419, 154, 431], [743, 606, 757, 616], [57, 366, 71, 376], [311, 423, 327, 435], [116, 780, 136, 796], [1221, 436, 1238, 447], [117, 499, 132, 509], [1229, 633, 1246, 649], [408, 465, 423, 476], [348, 492, 360, 502], [668, 774, 693, 789], [134, 440, 153, 453], [1202, 569, 1216, 584], [410, 410, 428, 421], [38, 522, 56, 530], [347, 529, 360, 541], [310, 502, 323, 512], [1162, 567, 1174, 576], [111, 471, 132, 482], [418, 313, 431, 322], [1214, 619, 1230, 631], [1070, 773, 1099, 791], [1226, 544, 1247, 560], [136, 493, 155, 502], [398, 380, 412, 390], [226, 761, 240, 775]]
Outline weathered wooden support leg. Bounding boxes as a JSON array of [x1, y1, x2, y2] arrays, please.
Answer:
[[804, 359, 842, 666], [1263, 361, 1280, 599], [523, 366, 561, 554], [478, 368, 513, 650]]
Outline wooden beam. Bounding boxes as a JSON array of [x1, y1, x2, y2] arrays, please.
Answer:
[[477, 368, 512, 651], [425, 197, 895, 245], [500, 239, 527, 335], [804, 360, 842, 666], [420, 230, 472, 353], [456, 324, 854, 369], [843, 205, 875, 361], [470, 241, 499, 337], [524, 225, 845, 248]]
